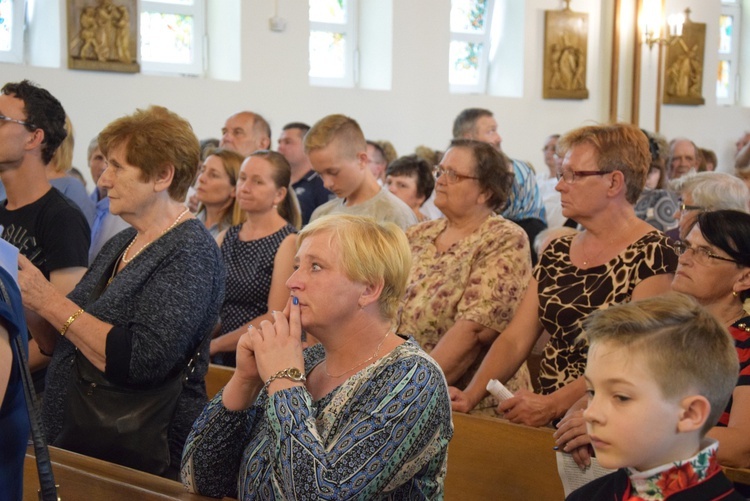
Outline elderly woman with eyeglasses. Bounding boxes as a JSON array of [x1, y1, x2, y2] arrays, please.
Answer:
[[673, 210, 750, 468], [557, 210, 750, 470], [396, 139, 534, 415], [669, 171, 749, 240], [450, 124, 678, 426]]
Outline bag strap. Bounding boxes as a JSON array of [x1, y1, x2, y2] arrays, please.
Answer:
[[13, 334, 59, 501]]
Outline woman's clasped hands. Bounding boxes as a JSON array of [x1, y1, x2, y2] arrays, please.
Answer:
[[235, 295, 306, 396]]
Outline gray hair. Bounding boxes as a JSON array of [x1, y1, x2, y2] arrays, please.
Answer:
[[669, 171, 749, 212], [87, 136, 99, 161], [452, 108, 493, 139]]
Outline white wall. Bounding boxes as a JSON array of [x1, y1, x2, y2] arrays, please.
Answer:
[[2, 0, 747, 187]]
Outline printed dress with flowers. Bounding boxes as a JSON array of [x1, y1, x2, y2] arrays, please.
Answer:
[[566, 439, 744, 500], [396, 215, 533, 415], [181, 339, 453, 500]]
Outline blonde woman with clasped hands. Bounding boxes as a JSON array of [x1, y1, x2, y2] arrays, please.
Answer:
[[182, 215, 453, 500]]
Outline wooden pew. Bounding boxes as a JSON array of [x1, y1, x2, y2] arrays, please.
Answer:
[[444, 412, 750, 499], [24, 445, 233, 500], [445, 412, 565, 500], [206, 363, 235, 399], [724, 465, 750, 489]]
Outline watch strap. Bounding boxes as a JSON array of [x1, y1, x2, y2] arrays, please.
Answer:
[[263, 367, 306, 392]]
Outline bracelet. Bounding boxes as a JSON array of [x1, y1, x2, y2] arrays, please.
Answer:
[[263, 367, 306, 392], [60, 308, 84, 337]]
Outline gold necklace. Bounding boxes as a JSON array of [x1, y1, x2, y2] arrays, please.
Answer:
[[580, 233, 607, 266], [121, 207, 190, 264], [325, 329, 391, 378]]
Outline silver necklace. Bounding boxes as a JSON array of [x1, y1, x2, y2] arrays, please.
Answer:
[[121, 207, 189, 264], [325, 329, 391, 378]]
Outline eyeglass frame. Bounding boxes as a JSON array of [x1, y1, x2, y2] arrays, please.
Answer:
[[676, 199, 706, 213], [673, 241, 738, 265], [0, 113, 37, 130], [436, 166, 480, 184], [555, 169, 611, 184]]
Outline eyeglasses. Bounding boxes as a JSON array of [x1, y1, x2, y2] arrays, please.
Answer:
[[673, 241, 738, 265], [556, 169, 610, 184], [676, 200, 705, 212], [0, 114, 37, 129], [436, 166, 479, 184]]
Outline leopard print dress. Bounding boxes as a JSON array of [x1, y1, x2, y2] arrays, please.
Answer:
[[533, 231, 678, 394]]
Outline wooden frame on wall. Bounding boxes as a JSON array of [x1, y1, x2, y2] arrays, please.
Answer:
[[663, 11, 706, 106], [67, 0, 140, 73], [543, 2, 589, 100]]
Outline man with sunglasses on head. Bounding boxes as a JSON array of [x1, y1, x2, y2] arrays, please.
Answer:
[[0, 80, 89, 386], [452, 108, 547, 264]]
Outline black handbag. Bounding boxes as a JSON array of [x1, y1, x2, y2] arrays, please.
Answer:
[[53, 349, 190, 475], [52, 241, 203, 476]]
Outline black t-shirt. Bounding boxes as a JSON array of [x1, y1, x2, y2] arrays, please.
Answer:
[[0, 187, 90, 278]]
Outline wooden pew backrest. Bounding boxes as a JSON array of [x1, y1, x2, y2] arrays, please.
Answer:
[[24, 445, 231, 500], [445, 412, 565, 500], [206, 363, 235, 399]]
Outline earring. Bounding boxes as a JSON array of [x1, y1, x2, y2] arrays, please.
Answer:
[[733, 291, 739, 298]]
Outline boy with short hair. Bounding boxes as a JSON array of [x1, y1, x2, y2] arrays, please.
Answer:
[[567, 293, 743, 500], [304, 114, 417, 231]]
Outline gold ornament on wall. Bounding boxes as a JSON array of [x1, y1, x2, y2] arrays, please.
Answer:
[[543, 0, 589, 100], [663, 9, 705, 106], [67, 0, 140, 73]]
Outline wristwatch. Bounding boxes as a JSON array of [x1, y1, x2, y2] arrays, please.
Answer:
[[263, 367, 306, 392]]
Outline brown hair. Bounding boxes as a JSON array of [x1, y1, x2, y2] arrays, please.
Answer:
[[197, 148, 247, 229], [248, 150, 302, 229], [448, 139, 513, 212], [558, 123, 650, 204], [98, 105, 200, 201]]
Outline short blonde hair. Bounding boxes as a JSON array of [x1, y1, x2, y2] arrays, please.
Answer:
[[303, 114, 366, 160], [98, 106, 200, 201], [297, 215, 411, 320], [50, 115, 74, 174], [583, 293, 738, 434], [558, 123, 650, 204]]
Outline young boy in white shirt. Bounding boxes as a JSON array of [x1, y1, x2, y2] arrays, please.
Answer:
[[567, 293, 743, 500]]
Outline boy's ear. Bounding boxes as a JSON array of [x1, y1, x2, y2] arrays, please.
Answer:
[[676, 395, 711, 433]]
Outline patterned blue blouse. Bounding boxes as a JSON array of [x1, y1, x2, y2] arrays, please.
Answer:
[[181, 338, 453, 500]]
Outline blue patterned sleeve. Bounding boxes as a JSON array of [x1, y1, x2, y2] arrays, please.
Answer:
[[181, 389, 258, 498], [265, 355, 452, 500]]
